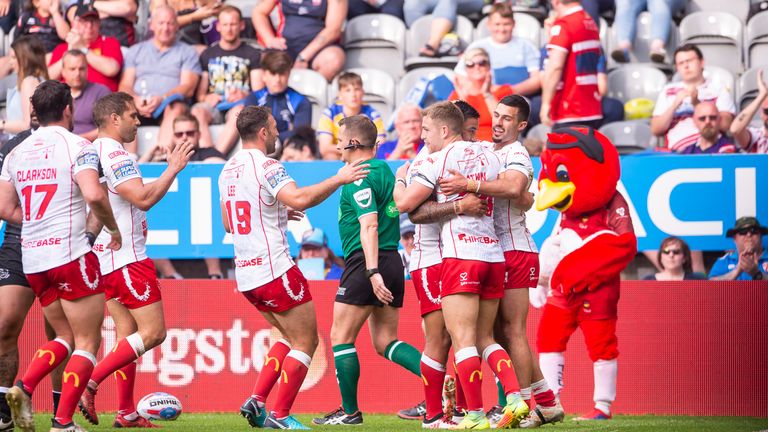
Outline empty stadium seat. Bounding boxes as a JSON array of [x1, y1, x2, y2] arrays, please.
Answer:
[[606, 12, 679, 70], [396, 67, 454, 106], [607, 65, 668, 103], [288, 69, 329, 126], [404, 15, 474, 71], [599, 121, 653, 154], [686, 0, 750, 23], [746, 12, 768, 68], [526, 123, 551, 141], [672, 66, 736, 98], [738, 67, 762, 109], [474, 13, 541, 47], [343, 14, 406, 79], [679, 12, 744, 74], [137, 126, 160, 157], [328, 68, 395, 123]]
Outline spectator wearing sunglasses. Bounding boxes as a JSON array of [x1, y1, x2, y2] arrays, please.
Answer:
[[449, 47, 513, 142], [644, 236, 705, 281], [680, 102, 736, 154], [729, 69, 768, 154], [709, 217, 768, 281]]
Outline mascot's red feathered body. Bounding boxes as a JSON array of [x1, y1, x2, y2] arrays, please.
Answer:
[[533, 126, 637, 421]]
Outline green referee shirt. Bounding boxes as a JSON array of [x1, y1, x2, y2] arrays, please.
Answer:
[[338, 158, 400, 259]]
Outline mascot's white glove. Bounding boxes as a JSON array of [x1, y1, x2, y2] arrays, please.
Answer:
[[530, 229, 585, 307]]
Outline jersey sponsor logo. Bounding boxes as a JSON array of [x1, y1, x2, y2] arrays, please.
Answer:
[[0, 268, 8, 280], [108, 150, 130, 159], [353, 188, 372, 208], [457, 233, 499, 244], [24, 143, 54, 161], [16, 167, 57, 182], [262, 159, 278, 169], [76, 150, 100, 167], [235, 257, 264, 267], [111, 159, 139, 179], [22, 237, 62, 248], [265, 167, 289, 188], [385, 200, 398, 218]]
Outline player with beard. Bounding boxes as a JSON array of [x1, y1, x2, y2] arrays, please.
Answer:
[[221, 106, 369, 430], [77, 92, 194, 428], [0, 80, 121, 432], [441, 95, 563, 427]]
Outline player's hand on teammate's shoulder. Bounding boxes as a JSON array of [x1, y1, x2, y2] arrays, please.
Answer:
[[439, 169, 468, 196], [335, 158, 370, 184], [457, 193, 488, 217], [370, 273, 393, 305], [166, 139, 196, 173]]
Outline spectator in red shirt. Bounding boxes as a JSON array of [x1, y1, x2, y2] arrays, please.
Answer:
[[449, 47, 514, 142], [540, 0, 602, 128], [48, 3, 122, 91]]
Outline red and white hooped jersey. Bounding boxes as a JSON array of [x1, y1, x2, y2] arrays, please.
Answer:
[[406, 147, 442, 272], [413, 140, 504, 263], [218, 149, 295, 291], [92, 137, 148, 275], [0, 126, 98, 273], [493, 141, 537, 253]]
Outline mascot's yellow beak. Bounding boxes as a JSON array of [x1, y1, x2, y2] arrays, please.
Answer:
[[536, 178, 576, 212]]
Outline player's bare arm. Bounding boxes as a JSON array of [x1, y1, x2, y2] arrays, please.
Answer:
[[76, 169, 122, 250], [114, 140, 195, 211], [359, 212, 393, 305], [408, 194, 488, 224], [0, 179, 22, 224], [276, 159, 369, 211], [392, 162, 434, 214], [440, 168, 534, 210]]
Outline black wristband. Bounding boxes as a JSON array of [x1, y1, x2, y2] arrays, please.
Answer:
[[86, 232, 96, 247], [365, 268, 380, 278]]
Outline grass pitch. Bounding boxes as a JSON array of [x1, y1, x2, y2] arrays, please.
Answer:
[[32, 413, 768, 431]]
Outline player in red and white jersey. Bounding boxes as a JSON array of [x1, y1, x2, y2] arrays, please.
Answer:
[[394, 101, 524, 429], [77, 92, 195, 429], [0, 80, 121, 432], [219, 106, 368, 430], [442, 96, 563, 425]]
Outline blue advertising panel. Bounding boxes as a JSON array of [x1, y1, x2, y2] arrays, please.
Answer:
[[1, 155, 765, 257]]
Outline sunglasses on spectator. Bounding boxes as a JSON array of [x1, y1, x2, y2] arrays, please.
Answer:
[[661, 248, 682, 256], [735, 227, 761, 236], [696, 115, 717, 122], [465, 59, 489, 68], [762, 108, 768, 116], [174, 130, 198, 138]]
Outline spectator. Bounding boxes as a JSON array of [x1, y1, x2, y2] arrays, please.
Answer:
[[48, 2, 123, 91], [60, 50, 110, 141], [1, 36, 47, 138], [123, 5, 200, 158], [453, 98, 479, 141], [0, 0, 20, 34], [347, 0, 403, 20], [454, 3, 540, 96], [297, 228, 345, 280], [403, 0, 483, 57], [709, 217, 768, 281], [151, 0, 222, 52], [580, 0, 614, 27], [680, 102, 736, 154], [651, 44, 735, 153], [611, 0, 684, 64], [730, 69, 768, 154], [449, 47, 513, 141], [252, 0, 346, 82], [66, 0, 138, 47], [191, 5, 262, 149], [153, 113, 227, 279], [376, 104, 423, 160], [280, 125, 318, 161], [15, 0, 69, 54], [643, 236, 705, 281], [539, 0, 603, 128], [214, 50, 311, 157], [317, 71, 385, 159]]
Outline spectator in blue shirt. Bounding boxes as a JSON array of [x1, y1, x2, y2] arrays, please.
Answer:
[[376, 104, 423, 160], [297, 228, 345, 280], [709, 217, 768, 281]]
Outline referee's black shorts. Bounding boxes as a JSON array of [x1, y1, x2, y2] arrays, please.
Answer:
[[336, 249, 405, 307]]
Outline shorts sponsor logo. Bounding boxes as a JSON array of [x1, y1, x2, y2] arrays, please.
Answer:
[[265, 168, 289, 188], [529, 267, 536, 280], [353, 188, 372, 208], [0, 268, 9, 279], [459, 272, 468, 282], [337, 286, 346, 296], [458, 271, 479, 287], [583, 301, 592, 314], [76, 150, 99, 167], [111, 160, 139, 180]]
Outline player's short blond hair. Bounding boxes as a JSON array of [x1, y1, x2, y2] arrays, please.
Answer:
[[423, 101, 464, 134]]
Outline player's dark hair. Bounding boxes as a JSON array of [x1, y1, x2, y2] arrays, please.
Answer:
[[423, 101, 464, 134], [499, 94, 531, 123], [237, 106, 272, 142], [657, 236, 693, 273], [92, 92, 134, 128], [674, 43, 704, 62], [261, 50, 293, 75], [452, 100, 479, 120], [31, 80, 73, 125], [338, 115, 378, 148]]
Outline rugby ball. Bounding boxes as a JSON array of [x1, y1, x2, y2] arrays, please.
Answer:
[[137, 392, 182, 421]]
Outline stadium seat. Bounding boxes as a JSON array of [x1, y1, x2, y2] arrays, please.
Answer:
[[395, 67, 454, 106], [135, 0, 150, 43], [526, 123, 551, 141], [288, 69, 329, 126], [474, 13, 541, 47], [746, 11, 768, 68], [328, 68, 395, 123], [679, 12, 744, 74], [229, 0, 261, 18], [404, 15, 474, 71], [686, 0, 750, 24], [606, 12, 679, 70], [672, 66, 736, 99], [607, 65, 668, 104], [599, 121, 653, 154], [738, 67, 762, 109], [343, 14, 406, 79], [209, 124, 225, 145], [137, 126, 160, 157]]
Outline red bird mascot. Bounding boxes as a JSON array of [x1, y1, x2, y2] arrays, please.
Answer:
[[531, 126, 637, 424]]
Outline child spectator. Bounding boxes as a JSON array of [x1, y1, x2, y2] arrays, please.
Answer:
[[280, 125, 319, 161]]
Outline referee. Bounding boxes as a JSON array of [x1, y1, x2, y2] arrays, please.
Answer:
[[313, 115, 422, 426]]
